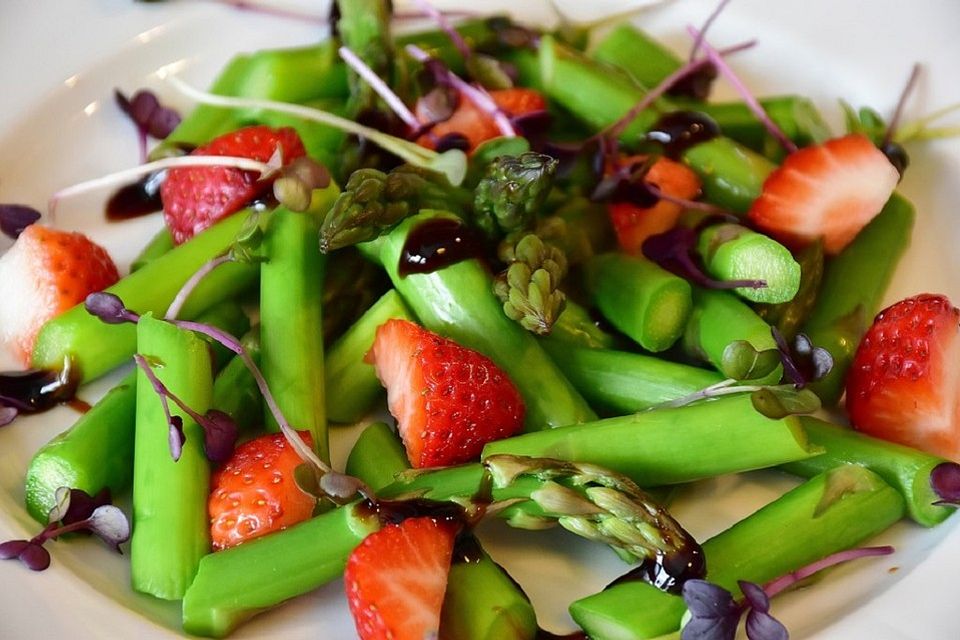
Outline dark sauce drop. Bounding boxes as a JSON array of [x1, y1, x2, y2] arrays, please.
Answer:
[[359, 497, 468, 527], [67, 398, 92, 414], [398, 218, 486, 277], [451, 533, 486, 565], [666, 62, 718, 101], [605, 544, 707, 595], [881, 141, 910, 178], [645, 111, 720, 159], [105, 171, 164, 221], [0, 365, 78, 414]]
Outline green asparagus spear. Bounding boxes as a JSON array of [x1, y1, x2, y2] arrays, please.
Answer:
[[697, 223, 801, 303], [590, 23, 681, 91], [32, 210, 259, 383], [482, 395, 817, 486], [325, 289, 414, 424], [336, 0, 393, 115], [322, 247, 390, 346], [131, 313, 213, 600], [782, 416, 954, 527], [474, 152, 558, 237], [681, 137, 775, 213], [585, 253, 692, 353], [260, 207, 330, 460], [360, 210, 596, 430], [131, 227, 175, 272], [345, 421, 408, 490], [682, 287, 782, 384], [804, 193, 915, 404], [540, 342, 724, 414], [494, 233, 569, 335], [756, 240, 824, 340], [570, 466, 905, 639], [24, 303, 249, 524]]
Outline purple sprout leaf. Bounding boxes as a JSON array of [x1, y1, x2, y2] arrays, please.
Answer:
[[738, 580, 771, 613], [772, 328, 834, 388], [47, 487, 73, 525], [86, 505, 131, 552], [201, 410, 238, 464], [0, 204, 42, 239], [643, 227, 765, 293], [84, 292, 140, 325], [61, 488, 112, 526], [0, 405, 17, 427], [0, 539, 31, 559], [115, 88, 181, 141], [18, 542, 51, 571], [930, 462, 960, 506], [681, 579, 742, 640], [147, 106, 182, 139], [744, 609, 789, 640], [168, 415, 185, 462], [416, 86, 460, 127]]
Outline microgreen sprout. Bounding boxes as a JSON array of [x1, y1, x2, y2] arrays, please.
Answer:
[[412, 0, 471, 59], [84, 292, 141, 325], [133, 354, 238, 463], [166, 75, 467, 186], [338, 46, 420, 130], [688, 0, 733, 61], [770, 328, 833, 389], [0, 488, 129, 572], [661, 376, 821, 420], [930, 462, 960, 506], [642, 226, 766, 292], [115, 89, 181, 162], [680, 546, 894, 640], [881, 63, 921, 149], [0, 204, 41, 239], [164, 253, 234, 320]]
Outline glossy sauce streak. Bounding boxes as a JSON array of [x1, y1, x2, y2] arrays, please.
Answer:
[[359, 497, 468, 527], [645, 111, 720, 159], [398, 218, 486, 277], [605, 544, 706, 595], [0, 365, 78, 414], [105, 172, 164, 221], [67, 398, 92, 414]]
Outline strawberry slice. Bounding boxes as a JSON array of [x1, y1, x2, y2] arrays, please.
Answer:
[[846, 294, 960, 460], [208, 431, 315, 550], [160, 125, 306, 244], [345, 516, 457, 640], [366, 319, 525, 468], [0, 224, 119, 365], [747, 133, 899, 255], [416, 87, 546, 153], [607, 155, 702, 254]]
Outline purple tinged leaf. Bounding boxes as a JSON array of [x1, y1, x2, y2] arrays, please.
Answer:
[[84, 292, 139, 325], [169, 415, 185, 462], [18, 542, 51, 571], [0, 405, 16, 427], [682, 615, 740, 640], [416, 86, 459, 127], [772, 329, 834, 388], [683, 579, 740, 619], [745, 609, 789, 640], [0, 204, 42, 239], [129, 91, 160, 125], [61, 488, 111, 526], [201, 410, 238, 464], [86, 505, 131, 552], [738, 580, 770, 613], [0, 539, 30, 559], [116, 89, 180, 141], [930, 462, 960, 506], [147, 107, 181, 139]]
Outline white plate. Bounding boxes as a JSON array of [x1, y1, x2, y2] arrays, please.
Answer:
[[1, 0, 959, 638]]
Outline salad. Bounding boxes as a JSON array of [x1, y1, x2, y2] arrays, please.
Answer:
[[1, 0, 955, 637]]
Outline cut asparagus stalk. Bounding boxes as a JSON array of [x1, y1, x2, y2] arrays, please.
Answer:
[[360, 210, 596, 430], [131, 227, 175, 272], [325, 289, 414, 424], [131, 313, 213, 600], [681, 137, 775, 214], [570, 466, 905, 639], [782, 416, 954, 527], [345, 421, 408, 491], [697, 223, 801, 304], [585, 253, 692, 353]]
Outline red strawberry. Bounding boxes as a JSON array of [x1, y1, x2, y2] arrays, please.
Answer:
[[345, 516, 457, 640], [0, 224, 119, 365], [416, 87, 547, 153], [607, 155, 702, 254], [366, 319, 525, 468], [208, 431, 315, 550], [747, 134, 899, 255], [160, 125, 306, 244], [846, 294, 960, 460]]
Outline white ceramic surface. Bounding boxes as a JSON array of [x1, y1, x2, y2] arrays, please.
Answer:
[[1, 0, 959, 638]]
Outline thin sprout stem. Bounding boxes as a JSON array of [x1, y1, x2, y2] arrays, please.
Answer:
[[882, 63, 921, 148], [165, 253, 233, 320], [167, 76, 437, 166], [338, 46, 421, 130], [133, 354, 183, 461], [410, 0, 471, 59], [763, 546, 894, 599], [659, 378, 765, 409], [171, 319, 331, 474], [900, 125, 960, 142], [688, 26, 798, 154], [49, 155, 275, 217], [405, 44, 516, 138], [689, 0, 734, 61], [645, 183, 738, 216]]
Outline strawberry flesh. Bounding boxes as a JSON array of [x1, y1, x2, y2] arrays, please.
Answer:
[[747, 133, 899, 255], [846, 293, 960, 460], [208, 431, 315, 550], [345, 516, 456, 640], [0, 224, 118, 365], [160, 125, 306, 244], [367, 319, 525, 468]]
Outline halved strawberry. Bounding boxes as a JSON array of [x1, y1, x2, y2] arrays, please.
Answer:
[[416, 87, 546, 153], [345, 516, 457, 640], [0, 224, 119, 364], [208, 431, 315, 550], [747, 133, 899, 255], [160, 125, 306, 244], [846, 294, 960, 460], [366, 319, 525, 468], [607, 155, 702, 254]]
